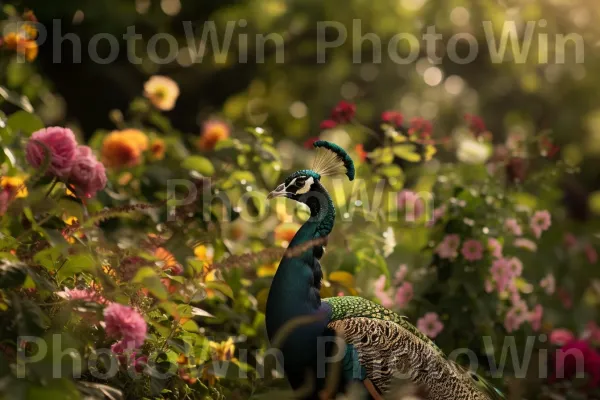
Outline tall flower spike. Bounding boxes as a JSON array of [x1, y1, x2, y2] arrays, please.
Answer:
[[312, 140, 355, 181]]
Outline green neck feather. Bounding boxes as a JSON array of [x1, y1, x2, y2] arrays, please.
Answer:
[[266, 180, 334, 333]]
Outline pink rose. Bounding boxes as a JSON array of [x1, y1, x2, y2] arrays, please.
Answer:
[[68, 146, 107, 198], [550, 329, 575, 346], [26, 127, 78, 178]]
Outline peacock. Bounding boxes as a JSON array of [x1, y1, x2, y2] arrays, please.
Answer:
[[265, 140, 505, 400]]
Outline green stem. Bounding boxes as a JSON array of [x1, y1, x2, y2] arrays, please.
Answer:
[[44, 178, 58, 198]]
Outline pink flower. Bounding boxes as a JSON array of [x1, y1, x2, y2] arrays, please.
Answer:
[[397, 190, 426, 221], [394, 282, 413, 308], [319, 120, 337, 130], [530, 210, 551, 239], [504, 300, 528, 333], [490, 258, 511, 293], [563, 233, 578, 249], [426, 205, 446, 227], [484, 279, 494, 293], [381, 111, 403, 126], [540, 273, 556, 295], [504, 218, 522, 236], [551, 340, 600, 389], [436, 234, 460, 259], [57, 287, 107, 304], [330, 101, 356, 123], [374, 275, 393, 308], [26, 126, 78, 178], [393, 265, 408, 285], [585, 244, 598, 264], [103, 303, 147, 349], [487, 238, 503, 259], [513, 238, 537, 252], [461, 239, 483, 261], [528, 304, 543, 332], [67, 146, 107, 198], [550, 329, 575, 346], [417, 312, 444, 338], [507, 257, 523, 277]]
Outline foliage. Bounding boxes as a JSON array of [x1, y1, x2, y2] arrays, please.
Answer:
[[1, 3, 600, 400]]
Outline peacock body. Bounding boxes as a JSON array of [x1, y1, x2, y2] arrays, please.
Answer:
[[265, 141, 503, 399]]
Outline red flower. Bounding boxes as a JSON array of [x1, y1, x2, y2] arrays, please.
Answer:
[[550, 340, 600, 389], [464, 114, 487, 136], [304, 137, 320, 149], [319, 120, 337, 130], [355, 144, 367, 162], [408, 117, 432, 138], [330, 101, 356, 123], [381, 111, 403, 127]]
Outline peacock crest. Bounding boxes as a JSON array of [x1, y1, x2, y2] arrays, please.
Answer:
[[311, 140, 355, 181]]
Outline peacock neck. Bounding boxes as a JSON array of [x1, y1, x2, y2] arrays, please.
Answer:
[[266, 182, 335, 339]]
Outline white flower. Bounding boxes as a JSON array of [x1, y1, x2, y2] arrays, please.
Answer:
[[383, 227, 396, 257], [456, 139, 491, 164]]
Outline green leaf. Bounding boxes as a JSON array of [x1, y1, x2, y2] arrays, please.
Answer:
[[6, 110, 43, 136], [205, 281, 234, 299], [392, 144, 421, 162], [58, 253, 96, 280], [132, 267, 168, 300], [0, 86, 33, 113], [181, 156, 215, 176]]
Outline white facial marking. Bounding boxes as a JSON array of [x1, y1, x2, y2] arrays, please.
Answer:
[[296, 176, 314, 195]]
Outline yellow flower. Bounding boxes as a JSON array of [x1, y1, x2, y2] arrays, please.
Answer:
[[198, 120, 230, 151], [0, 176, 27, 198], [22, 40, 38, 62], [423, 144, 437, 161], [143, 75, 179, 111], [194, 245, 214, 263], [210, 338, 236, 361], [274, 222, 300, 247], [102, 131, 142, 168], [149, 138, 166, 160], [257, 262, 278, 277]]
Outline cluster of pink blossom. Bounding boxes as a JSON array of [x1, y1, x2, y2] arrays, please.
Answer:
[[397, 190, 426, 222], [25, 126, 107, 198], [530, 210, 552, 239], [104, 302, 148, 354], [548, 323, 600, 389], [57, 285, 147, 355], [416, 312, 444, 338], [374, 265, 413, 309]]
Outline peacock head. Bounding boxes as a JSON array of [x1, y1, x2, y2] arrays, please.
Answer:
[[267, 141, 355, 201]]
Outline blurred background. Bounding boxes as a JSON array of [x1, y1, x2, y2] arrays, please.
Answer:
[[6, 0, 600, 201]]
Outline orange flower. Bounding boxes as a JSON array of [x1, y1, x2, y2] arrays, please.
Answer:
[[155, 247, 181, 273], [101, 131, 142, 168], [198, 120, 230, 151], [149, 138, 166, 160], [143, 75, 179, 111], [3, 32, 19, 49], [2, 32, 38, 61], [274, 223, 300, 247], [355, 144, 367, 162], [119, 129, 149, 151]]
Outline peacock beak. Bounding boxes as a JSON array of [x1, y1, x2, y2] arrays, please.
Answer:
[[267, 184, 289, 200]]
